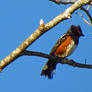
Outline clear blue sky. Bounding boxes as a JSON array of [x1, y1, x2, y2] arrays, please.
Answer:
[[0, 0, 92, 92]]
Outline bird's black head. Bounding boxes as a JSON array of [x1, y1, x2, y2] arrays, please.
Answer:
[[68, 25, 84, 37]]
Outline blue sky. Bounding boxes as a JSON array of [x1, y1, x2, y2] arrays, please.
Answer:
[[0, 0, 92, 92]]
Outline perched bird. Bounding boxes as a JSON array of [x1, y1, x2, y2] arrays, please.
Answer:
[[41, 25, 84, 79]]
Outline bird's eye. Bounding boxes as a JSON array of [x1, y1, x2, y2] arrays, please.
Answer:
[[77, 30, 81, 33]]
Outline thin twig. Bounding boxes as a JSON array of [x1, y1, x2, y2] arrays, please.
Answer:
[[80, 7, 92, 25], [77, 12, 92, 25]]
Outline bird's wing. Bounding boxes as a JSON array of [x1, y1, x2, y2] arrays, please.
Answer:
[[50, 33, 69, 55]]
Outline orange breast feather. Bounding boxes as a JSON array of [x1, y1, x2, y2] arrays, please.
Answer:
[[54, 36, 72, 56]]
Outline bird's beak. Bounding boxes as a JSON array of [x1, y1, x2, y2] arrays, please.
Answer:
[[81, 33, 84, 36], [79, 31, 84, 36]]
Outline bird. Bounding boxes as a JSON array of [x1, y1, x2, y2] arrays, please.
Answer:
[[41, 25, 84, 79]]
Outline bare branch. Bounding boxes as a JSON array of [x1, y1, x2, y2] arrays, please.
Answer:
[[49, 0, 91, 5], [21, 50, 92, 69], [77, 12, 92, 25], [0, 0, 91, 71], [49, 0, 77, 5], [80, 7, 92, 25]]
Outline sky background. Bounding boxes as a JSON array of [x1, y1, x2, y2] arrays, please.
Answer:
[[0, 0, 92, 92]]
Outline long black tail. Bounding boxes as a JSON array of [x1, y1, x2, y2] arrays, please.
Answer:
[[41, 60, 57, 79]]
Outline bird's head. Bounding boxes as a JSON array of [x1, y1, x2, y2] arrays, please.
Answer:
[[68, 25, 84, 37]]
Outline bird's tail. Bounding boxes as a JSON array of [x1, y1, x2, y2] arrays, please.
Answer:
[[41, 60, 57, 79]]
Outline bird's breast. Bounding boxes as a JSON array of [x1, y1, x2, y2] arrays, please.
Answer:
[[54, 36, 76, 58]]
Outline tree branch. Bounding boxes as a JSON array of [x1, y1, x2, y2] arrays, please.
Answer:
[[79, 7, 92, 26], [49, 0, 91, 5], [21, 50, 92, 69], [49, 0, 78, 5], [77, 12, 92, 26], [0, 0, 91, 71]]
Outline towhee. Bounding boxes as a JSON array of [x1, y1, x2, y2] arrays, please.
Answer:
[[41, 25, 84, 79]]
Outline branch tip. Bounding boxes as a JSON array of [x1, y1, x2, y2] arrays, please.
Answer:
[[40, 19, 45, 27], [40, 19, 44, 24]]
